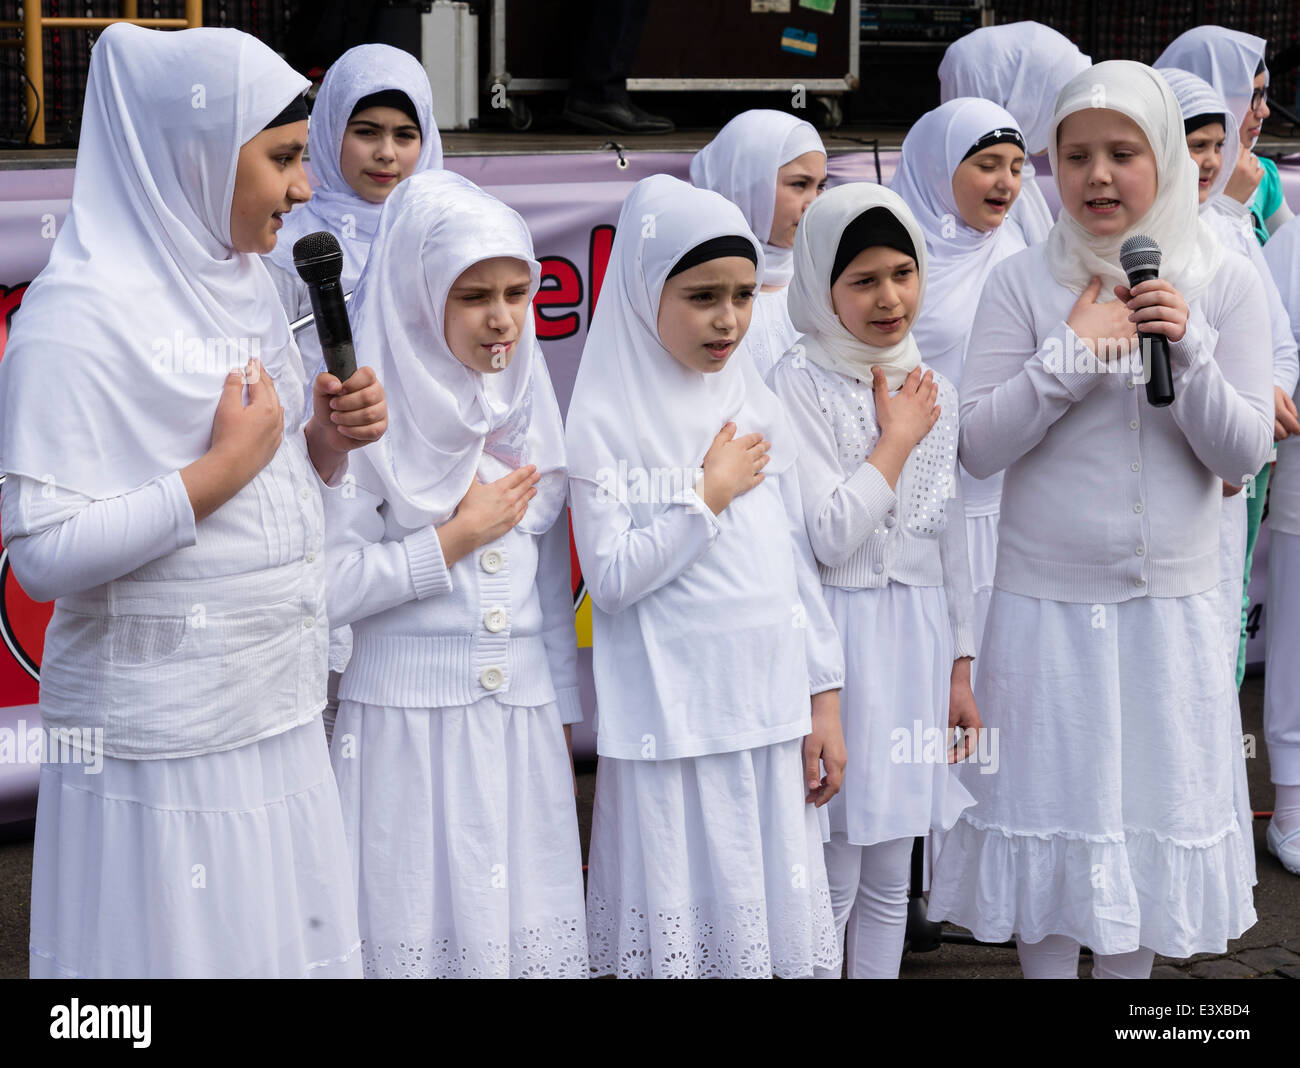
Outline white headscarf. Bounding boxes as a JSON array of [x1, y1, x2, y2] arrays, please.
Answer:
[[689, 110, 826, 287], [787, 183, 928, 391], [1155, 27, 1268, 149], [265, 44, 441, 289], [890, 98, 1027, 377], [1044, 60, 1224, 304], [0, 23, 308, 499], [1159, 67, 1240, 207], [939, 21, 1091, 246], [566, 174, 793, 524], [347, 170, 566, 535]]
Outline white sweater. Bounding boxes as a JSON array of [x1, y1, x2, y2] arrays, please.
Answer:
[[322, 474, 581, 722], [960, 243, 1274, 604], [768, 354, 976, 658], [1263, 215, 1300, 536]]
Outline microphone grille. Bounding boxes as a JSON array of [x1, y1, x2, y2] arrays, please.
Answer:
[[292, 231, 344, 285], [1119, 233, 1161, 274]]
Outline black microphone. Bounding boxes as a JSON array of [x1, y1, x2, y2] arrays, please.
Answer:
[[1119, 234, 1174, 408], [292, 231, 358, 383]]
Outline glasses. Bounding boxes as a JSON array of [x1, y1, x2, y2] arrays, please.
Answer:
[[1251, 87, 1269, 110]]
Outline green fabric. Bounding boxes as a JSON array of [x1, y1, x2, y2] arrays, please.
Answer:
[[1249, 157, 1283, 246], [1239, 461, 1271, 687]]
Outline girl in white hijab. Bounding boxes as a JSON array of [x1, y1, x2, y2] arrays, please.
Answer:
[[891, 98, 1027, 662], [321, 170, 585, 977], [567, 174, 846, 979], [690, 110, 827, 378], [939, 21, 1092, 246], [0, 23, 389, 978], [769, 183, 979, 978], [926, 60, 1272, 978], [264, 43, 441, 737]]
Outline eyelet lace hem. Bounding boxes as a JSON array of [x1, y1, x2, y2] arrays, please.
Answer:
[[360, 916, 588, 979]]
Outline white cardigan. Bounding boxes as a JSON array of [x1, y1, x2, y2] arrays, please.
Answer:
[[322, 474, 581, 722], [960, 243, 1274, 604], [768, 354, 977, 659]]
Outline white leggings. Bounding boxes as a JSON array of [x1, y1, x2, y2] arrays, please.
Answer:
[[1016, 934, 1155, 979], [815, 834, 914, 979]]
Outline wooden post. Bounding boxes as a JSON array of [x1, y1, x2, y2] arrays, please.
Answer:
[[24, 0, 43, 144]]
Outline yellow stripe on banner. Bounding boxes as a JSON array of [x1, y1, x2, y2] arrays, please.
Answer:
[[781, 36, 818, 54], [575, 590, 593, 648]]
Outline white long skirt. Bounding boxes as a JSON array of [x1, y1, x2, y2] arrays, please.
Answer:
[[823, 582, 973, 846], [1217, 492, 1256, 877], [29, 718, 361, 978], [1265, 530, 1300, 786], [927, 589, 1257, 959], [586, 737, 840, 978], [331, 696, 587, 979]]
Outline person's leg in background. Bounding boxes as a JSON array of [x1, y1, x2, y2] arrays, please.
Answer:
[[1238, 462, 1271, 688], [564, 0, 673, 134], [1016, 934, 1082, 979]]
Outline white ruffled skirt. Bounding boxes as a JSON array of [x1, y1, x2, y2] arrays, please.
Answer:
[[586, 736, 840, 978], [29, 718, 361, 978], [331, 696, 587, 979], [927, 588, 1257, 959]]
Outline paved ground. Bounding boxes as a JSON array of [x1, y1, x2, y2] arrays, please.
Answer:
[[0, 674, 1295, 979]]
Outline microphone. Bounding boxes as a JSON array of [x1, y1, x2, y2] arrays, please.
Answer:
[[1119, 234, 1174, 408], [292, 231, 358, 383]]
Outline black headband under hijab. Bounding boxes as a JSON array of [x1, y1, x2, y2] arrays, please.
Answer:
[[350, 89, 422, 134], [665, 235, 758, 280], [1255, 59, 1266, 76], [263, 93, 309, 129], [960, 125, 1027, 162], [831, 207, 916, 285], [1184, 112, 1227, 135]]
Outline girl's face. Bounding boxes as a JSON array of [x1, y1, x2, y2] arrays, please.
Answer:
[[339, 105, 422, 204], [1240, 72, 1269, 146], [1185, 122, 1226, 204], [656, 257, 756, 374], [443, 257, 532, 374], [230, 120, 311, 254], [830, 245, 919, 347], [1056, 109, 1158, 238], [951, 143, 1024, 231], [769, 151, 828, 247]]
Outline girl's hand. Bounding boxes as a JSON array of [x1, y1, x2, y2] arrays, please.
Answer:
[[804, 689, 846, 807], [1065, 276, 1137, 360], [459, 466, 540, 545], [947, 657, 981, 764], [1115, 279, 1189, 345], [874, 365, 939, 451], [1223, 144, 1265, 205], [309, 366, 388, 454], [210, 358, 284, 479], [697, 421, 770, 515], [1275, 385, 1300, 441]]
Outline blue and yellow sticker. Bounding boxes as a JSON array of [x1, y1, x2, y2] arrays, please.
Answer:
[[781, 27, 818, 57]]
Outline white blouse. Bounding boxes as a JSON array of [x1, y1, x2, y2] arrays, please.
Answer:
[[768, 354, 976, 659], [960, 243, 1274, 604], [322, 473, 581, 722], [744, 289, 800, 381], [1, 426, 342, 759], [569, 463, 844, 762]]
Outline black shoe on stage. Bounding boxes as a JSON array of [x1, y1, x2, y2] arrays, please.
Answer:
[[562, 93, 675, 135]]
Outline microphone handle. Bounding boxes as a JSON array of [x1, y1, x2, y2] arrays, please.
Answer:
[[1127, 265, 1174, 408], [305, 277, 358, 382]]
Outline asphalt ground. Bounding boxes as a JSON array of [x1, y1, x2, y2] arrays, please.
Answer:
[[0, 674, 1295, 980]]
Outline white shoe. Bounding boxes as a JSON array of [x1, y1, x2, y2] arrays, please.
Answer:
[[1266, 819, 1300, 875]]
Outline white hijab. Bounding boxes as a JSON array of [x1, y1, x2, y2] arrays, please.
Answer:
[[787, 183, 928, 391], [347, 170, 566, 535], [1155, 26, 1268, 149], [566, 174, 793, 525], [890, 98, 1027, 375], [265, 44, 441, 289], [1159, 67, 1240, 208], [0, 23, 308, 499], [939, 21, 1091, 246], [689, 110, 826, 287], [1044, 60, 1224, 304]]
